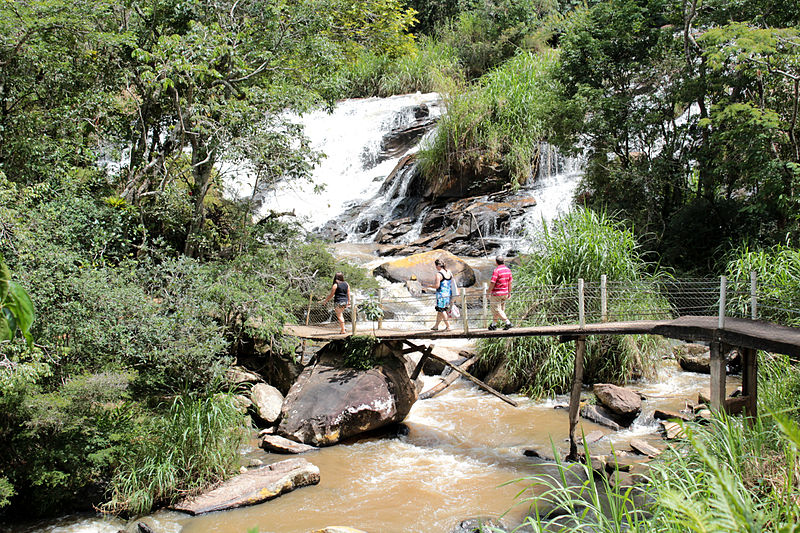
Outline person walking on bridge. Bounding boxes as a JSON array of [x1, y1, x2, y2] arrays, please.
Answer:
[[488, 255, 513, 331], [429, 259, 454, 331], [321, 272, 350, 334]]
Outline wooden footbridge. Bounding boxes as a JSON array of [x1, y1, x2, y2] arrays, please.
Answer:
[[284, 276, 800, 458]]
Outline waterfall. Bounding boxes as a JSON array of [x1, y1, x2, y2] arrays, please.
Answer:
[[227, 93, 584, 252], [229, 93, 442, 231]]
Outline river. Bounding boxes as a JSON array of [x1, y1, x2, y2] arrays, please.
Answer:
[[12, 354, 739, 533]]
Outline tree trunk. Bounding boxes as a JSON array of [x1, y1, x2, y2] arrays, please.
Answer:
[[184, 140, 216, 257]]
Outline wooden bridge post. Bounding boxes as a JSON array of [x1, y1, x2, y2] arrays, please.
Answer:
[[378, 289, 384, 330], [410, 344, 433, 381], [709, 340, 726, 411], [461, 292, 469, 333], [600, 275, 608, 322], [568, 337, 586, 461], [742, 347, 758, 420], [482, 283, 488, 328], [750, 271, 758, 320], [578, 279, 585, 328], [718, 276, 727, 329], [351, 295, 358, 335]]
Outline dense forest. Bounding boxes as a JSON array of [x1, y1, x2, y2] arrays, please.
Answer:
[[1, 0, 799, 525]]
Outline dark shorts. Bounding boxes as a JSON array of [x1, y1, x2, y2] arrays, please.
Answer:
[[334, 300, 348, 308]]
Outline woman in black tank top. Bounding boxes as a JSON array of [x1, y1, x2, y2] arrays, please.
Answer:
[[322, 272, 350, 334]]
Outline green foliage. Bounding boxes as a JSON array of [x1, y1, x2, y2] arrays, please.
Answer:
[[340, 336, 381, 370], [434, 0, 559, 79], [478, 210, 665, 396], [419, 49, 561, 187], [360, 299, 385, 322], [0, 255, 35, 348], [523, 209, 646, 284], [757, 354, 800, 423], [105, 393, 247, 515], [0, 371, 134, 515]]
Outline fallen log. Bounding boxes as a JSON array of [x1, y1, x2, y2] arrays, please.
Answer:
[[419, 355, 477, 400]]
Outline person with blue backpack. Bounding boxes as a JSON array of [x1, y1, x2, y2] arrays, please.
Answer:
[[429, 258, 457, 331]]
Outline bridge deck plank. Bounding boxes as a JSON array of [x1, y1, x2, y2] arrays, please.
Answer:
[[283, 315, 800, 359]]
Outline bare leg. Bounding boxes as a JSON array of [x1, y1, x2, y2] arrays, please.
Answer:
[[335, 307, 346, 334]]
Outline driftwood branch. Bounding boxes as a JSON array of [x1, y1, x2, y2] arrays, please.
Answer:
[[419, 355, 477, 400]]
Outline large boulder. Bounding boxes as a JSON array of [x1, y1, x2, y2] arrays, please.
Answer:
[[172, 458, 319, 515], [373, 249, 476, 288], [592, 384, 642, 422], [250, 383, 285, 424], [278, 340, 420, 446]]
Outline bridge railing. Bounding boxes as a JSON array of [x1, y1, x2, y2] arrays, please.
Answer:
[[290, 275, 800, 332]]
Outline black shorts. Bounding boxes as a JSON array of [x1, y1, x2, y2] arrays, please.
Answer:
[[435, 305, 449, 312]]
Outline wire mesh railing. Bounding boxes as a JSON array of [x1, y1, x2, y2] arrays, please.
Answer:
[[289, 275, 800, 333]]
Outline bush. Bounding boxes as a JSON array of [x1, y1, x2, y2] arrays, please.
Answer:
[[0, 371, 135, 516]]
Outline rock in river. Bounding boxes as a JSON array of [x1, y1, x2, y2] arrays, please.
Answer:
[[172, 458, 320, 515], [592, 383, 642, 423], [250, 382, 284, 424], [278, 340, 420, 447], [373, 249, 476, 287]]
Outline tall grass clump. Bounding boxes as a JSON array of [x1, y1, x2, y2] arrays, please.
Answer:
[[478, 209, 668, 396], [758, 353, 800, 422], [341, 38, 462, 98], [506, 410, 800, 532], [725, 244, 800, 325], [418, 49, 561, 189], [105, 393, 247, 515]]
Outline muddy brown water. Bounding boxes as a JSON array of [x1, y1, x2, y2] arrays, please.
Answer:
[[12, 343, 738, 533]]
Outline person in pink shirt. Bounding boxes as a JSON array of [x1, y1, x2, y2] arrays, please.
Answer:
[[488, 255, 513, 330]]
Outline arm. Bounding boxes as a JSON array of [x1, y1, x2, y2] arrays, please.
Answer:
[[321, 283, 336, 304], [346, 284, 351, 305]]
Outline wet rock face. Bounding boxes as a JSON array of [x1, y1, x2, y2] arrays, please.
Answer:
[[377, 109, 438, 163], [316, 148, 539, 257], [277, 341, 419, 447]]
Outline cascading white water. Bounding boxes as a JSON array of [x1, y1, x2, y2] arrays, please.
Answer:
[[227, 93, 443, 231]]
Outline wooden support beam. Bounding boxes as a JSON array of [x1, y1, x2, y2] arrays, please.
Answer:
[[410, 345, 433, 381], [568, 337, 586, 461], [419, 356, 477, 400], [426, 353, 517, 407], [401, 338, 516, 406], [709, 340, 726, 411], [742, 347, 758, 420]]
